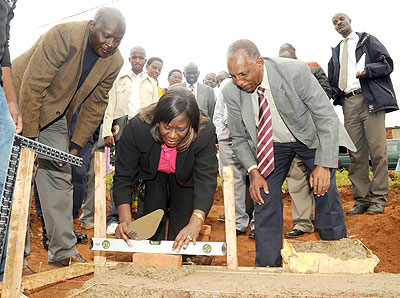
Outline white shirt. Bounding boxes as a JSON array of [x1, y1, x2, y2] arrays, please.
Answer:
[[251, 65, 295, 143], [127, 70, 145, 119], [340, 31, 362, 93]]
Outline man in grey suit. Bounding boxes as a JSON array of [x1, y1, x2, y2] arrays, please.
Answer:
[[222, 39, 355, 267], [173, 62, 215, 119]]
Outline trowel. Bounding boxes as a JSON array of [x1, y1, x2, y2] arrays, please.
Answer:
[[127, 209, 164, 240]]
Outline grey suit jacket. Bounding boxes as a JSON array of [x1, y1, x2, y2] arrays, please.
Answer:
[[172, 82, 216, 119], [222, 57, 355, 170]]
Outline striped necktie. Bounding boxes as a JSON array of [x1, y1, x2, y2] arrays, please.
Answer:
[[338, 37, 348, 91], [257, 86, 274, 178], [189, 85, 196, 97]]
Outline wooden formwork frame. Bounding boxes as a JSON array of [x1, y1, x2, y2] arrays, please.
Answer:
[[0, 150, 106, 297], [0, 153, 261, 297]]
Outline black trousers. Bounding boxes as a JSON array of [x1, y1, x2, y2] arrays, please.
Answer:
[[143, 171, 194, 241], [254, 142, 347, 267]]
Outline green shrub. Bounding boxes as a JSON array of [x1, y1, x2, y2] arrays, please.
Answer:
[[106, 171, 114, 191], [389, 171, 400, 186], [336, 169, 352, 187]]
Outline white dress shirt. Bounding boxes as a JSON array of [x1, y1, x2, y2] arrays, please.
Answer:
[[340, 31, 362, 93]]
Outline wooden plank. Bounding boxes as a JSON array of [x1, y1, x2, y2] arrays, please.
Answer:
[[222, 166, 238, 269], [2, 148, 35, 298], [0, 263, 94, 293], [94, 152, 107, 276]]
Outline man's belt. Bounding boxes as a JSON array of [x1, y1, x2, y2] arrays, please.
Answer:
[[344, 88, 362, 99]]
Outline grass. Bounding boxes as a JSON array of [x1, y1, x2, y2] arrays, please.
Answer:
[[336, 169, 352, 187], [106, 170, 114, 191], [337, 168, 400, 187], [390, 171, 400, 186]]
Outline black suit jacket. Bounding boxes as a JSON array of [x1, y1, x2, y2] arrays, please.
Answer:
[[113, 114, 218, 214]]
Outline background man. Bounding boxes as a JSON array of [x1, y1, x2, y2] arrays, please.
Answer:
[[167, 69, 183, 86], [215, 71, 230, 88], [278, 43, 332, 238], [12, 7, 126, 266], [328, 13, 398, 215], [223, 39, 355, 267], [173, 62, 215, 119], [203, 72, 217, 88], [145, 56, 164, 98]]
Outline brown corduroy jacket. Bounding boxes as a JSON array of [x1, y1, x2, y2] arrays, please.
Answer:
[[12, 21, 123, 148]]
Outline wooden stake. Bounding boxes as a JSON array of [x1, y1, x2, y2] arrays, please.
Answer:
[[2, 148, 35, 298], [94, 151, 107, 275], [222, 166, 238, 269]]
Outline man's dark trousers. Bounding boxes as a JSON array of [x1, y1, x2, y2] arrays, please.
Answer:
[[254, 142, 347, 267]]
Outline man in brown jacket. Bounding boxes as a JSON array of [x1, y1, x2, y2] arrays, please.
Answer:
[[12, 7, 125, 266]]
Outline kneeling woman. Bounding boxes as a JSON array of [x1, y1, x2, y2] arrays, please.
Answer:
[[113, 87, 218, 251]]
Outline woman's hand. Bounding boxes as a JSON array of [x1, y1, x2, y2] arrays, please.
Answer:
[[172, 212, 204, 252], [115, 204, 133, 244], [115, 219, 132, 244]]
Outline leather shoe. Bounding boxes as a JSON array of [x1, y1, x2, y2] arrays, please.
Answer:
[[49, 253, 87, 267], [285, 229, 305, 238], [74, 231, 88, 244], [248, 230, 255, 239], [22, 264, 36, 276], [367, 203, 384, 214], [236, 229, 246, 236], [346, 205, 369, 216]]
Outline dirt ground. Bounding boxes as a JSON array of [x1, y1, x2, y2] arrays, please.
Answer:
[[22, 178, 400, 297]]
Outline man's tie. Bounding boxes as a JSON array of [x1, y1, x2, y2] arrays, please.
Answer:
[[257, 86, 274, 178], [189, 85, 196, 97], [338, 37, 348, 91]]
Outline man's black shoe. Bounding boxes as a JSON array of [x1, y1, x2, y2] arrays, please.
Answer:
[[366, 203, 384, 214], [346, 205, 369, 216], [74, 231, 88, 244], [285, 229, 305, 238], [248, 230, 255, 239], [236, 229, 246, 236]]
